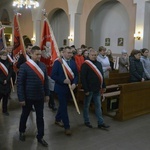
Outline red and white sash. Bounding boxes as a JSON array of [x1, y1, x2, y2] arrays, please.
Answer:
[[7, 54, 14, 63], [0, 62, 8, 76], [84, 60, 103, 87], [26, 54, 30, 61], [26, 59, 44, 84], [58, 58, 74, 80]]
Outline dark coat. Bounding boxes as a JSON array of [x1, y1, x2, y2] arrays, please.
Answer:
[[17, 61, 49, 102], [0, 58, 12, 95], [16, 54, 31, 69], [129, 56, 145, 82], [51, 59, 78, 94], [80, 59, 106, 93]]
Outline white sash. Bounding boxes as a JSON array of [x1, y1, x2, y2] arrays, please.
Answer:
[[62, 58, 74, 79], [84, 60, 103, 87], [0, 62, 8, 76], [7, 54, 14, 63], [26, 54, 30, 61], [26, 59, 44, 84]]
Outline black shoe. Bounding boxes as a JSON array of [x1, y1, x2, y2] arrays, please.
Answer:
[[19, 132, 25, 141], [84, 122, 93, 128], [65, 129, 72, 136], [98, 123, 110, 130], [38, 139, 48, 147], [3, 112, 9, 116]]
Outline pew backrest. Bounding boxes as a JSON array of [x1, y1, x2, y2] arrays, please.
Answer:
[[115, 81, 150, 121]]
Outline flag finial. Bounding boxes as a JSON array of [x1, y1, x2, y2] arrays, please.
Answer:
[[42, 9, 47, 17]]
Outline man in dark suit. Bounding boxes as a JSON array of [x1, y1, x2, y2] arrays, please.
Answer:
[[17, 43, 35, 111], [81, 49, 110, 129], [0, 50, 12, 116], [17, 46, 49, 147], [51, 46, 78, 136]]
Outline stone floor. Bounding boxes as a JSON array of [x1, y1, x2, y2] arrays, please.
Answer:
[[0, 89, 150, 150]]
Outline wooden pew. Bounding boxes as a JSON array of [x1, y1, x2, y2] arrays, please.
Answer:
[[76, 73, 129, 103], [105, 73, 130, 86], [114, 81, 150, 121]]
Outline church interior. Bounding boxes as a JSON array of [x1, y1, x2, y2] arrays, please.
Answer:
[[0, 0, 150, 150]]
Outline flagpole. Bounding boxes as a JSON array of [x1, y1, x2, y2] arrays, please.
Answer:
[[42, 10, 80, 114]]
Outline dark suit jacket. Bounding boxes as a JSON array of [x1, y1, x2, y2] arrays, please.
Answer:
[[51, 59, 78, 94], [0, 58, 12, 95], [81, 59, 106, 93], [17, 61, 49, 101]]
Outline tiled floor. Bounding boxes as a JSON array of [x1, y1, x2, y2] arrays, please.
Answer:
[[0, 89, 150, 150]]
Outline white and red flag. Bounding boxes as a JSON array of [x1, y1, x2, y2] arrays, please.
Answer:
[[12, 13, 26, 71], [40, 18, 59, 75]]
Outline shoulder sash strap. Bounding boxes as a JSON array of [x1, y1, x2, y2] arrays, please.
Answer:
[[7, 54, 14, 63], [0, 62, 8, 76], [84, 60, 103, 87], [58, 58, 74, 80], [26, 59, 44, 84], [26, 54, 30, 61]]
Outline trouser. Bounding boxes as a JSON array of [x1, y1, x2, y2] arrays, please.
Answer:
[[0, 93, 9, 113], [83, 91, 104, 125], [55, 92, 70, 129], [19, 99, 44, 140], [48, 91, 55, 108]]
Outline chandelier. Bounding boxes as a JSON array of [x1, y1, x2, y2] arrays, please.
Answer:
[[12, 0, 39, 9]]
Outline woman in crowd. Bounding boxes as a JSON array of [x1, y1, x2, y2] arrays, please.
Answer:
[[82, 49, 89, 60], [106, 49, 114, 70], [140, 48, 150, 80], [119, 49, 129, 73], [97, 46, 111, 78], [129, 49, 146, 82]]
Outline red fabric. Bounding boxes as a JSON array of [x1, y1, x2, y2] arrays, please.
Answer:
[[40, 19, 58, 76], [40, 56, 53, 76], [12, 13, 26, 72], [74, 55, 84, 72]]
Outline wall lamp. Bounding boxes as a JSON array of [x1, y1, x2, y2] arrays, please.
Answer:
[[134, 31, 142, 40], [68, 35, 73, 41], [31, 36, 35, 43]]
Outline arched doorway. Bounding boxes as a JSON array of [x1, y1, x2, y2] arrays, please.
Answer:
[[48, 9, 69, 47], [1, 9, 10, 25], [86, 1, 129, 54]]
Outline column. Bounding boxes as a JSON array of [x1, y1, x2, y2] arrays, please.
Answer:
[[67, 0, 81, 47], [133, 0, 148, 49]]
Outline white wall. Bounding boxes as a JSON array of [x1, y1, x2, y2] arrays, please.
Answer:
[[88, 1, 129, 54], [143, 1, 150, 50]]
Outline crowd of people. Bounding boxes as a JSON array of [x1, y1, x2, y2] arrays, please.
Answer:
[[0, 44, 150, 147]]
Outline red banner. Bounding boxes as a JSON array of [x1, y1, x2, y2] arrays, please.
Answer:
[[40, 19, 59, 75], [12, 13, 26, 71]]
